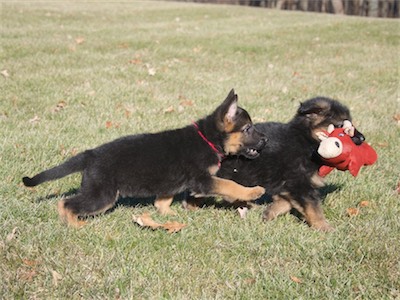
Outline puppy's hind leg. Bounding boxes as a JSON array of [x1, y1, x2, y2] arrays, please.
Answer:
[[154, 195, 175, 215], [58, 196, 86, 228], [303, 200, 334, 232], [58, 190, 119, 228], [262, 194, 292, 222]]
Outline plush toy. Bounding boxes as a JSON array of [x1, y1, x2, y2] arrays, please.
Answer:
[[317, 121, 378, 177]]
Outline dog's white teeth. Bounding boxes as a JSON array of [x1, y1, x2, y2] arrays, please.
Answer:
[[248, 149, 257, 155]]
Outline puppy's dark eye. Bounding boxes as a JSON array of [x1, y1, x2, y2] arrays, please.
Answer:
[[242, 124, 251, 133]]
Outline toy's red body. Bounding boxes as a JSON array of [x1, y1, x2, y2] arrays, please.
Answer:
[[318, 128, 377, 177]]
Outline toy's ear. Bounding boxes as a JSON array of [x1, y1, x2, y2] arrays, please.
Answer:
[[327, 124, 335, 134], [343, 120, 352, 128], [342, 120, 355, 137], [347, 127, 355, 137], [316, 131, 328, 141]]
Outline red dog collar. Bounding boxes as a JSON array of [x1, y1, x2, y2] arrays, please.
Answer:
[[193, 122, 225, 167]]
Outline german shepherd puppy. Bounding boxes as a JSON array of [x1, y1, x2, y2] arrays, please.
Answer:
[[217, 97, 362, 231], [23, 89, 266, 227]]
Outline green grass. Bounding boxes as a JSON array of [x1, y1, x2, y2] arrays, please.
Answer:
[[1, 1, 399, 299]]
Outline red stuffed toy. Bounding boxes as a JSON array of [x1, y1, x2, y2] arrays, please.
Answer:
[[317, 120, 377, 177]]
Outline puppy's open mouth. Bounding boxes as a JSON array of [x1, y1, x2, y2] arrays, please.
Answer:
[[241, 138, 267, 159], [243, 148, 260, 159]]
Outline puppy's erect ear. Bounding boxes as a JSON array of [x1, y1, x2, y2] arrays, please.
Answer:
[[216, 89, 238, 132], [225, 98, 238, 123], [298, 102, 323, 115], [297, 97, 332, 116]]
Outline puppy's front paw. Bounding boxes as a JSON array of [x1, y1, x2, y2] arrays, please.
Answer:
[[312, 221, 335, 232], [157, 207, 177, 216], [245, 186, 265, 201], [262, 205, 277, 221]]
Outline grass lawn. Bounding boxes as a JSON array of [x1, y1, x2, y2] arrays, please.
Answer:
[[1, 1, 399, 298]]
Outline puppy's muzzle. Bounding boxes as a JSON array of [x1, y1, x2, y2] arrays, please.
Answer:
[[244, 137, 267, 159]]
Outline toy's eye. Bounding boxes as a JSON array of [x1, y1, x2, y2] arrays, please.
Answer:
[[339, 133, 345, 137]]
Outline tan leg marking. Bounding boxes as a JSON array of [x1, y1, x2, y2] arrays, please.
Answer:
[[303, 201, 334, 232], [57, 191, 119, 228], [57, 200, 86, 228], [263, 193, 333, 231], [262, 194, 292, 221], [182, 197, 203, 211], [154, 195, 175, 215], [212, 176, 265, 202]]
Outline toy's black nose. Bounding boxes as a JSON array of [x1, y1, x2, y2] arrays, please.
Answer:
[[352, 128, 365, 145], [335, 141, 340, 148]]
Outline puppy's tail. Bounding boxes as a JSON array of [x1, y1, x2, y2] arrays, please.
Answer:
[[22, 151, 90, 187]]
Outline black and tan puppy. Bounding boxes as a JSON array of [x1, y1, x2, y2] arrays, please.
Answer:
[[23, 89, 266, 227], [218, 97, 361, 231]]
